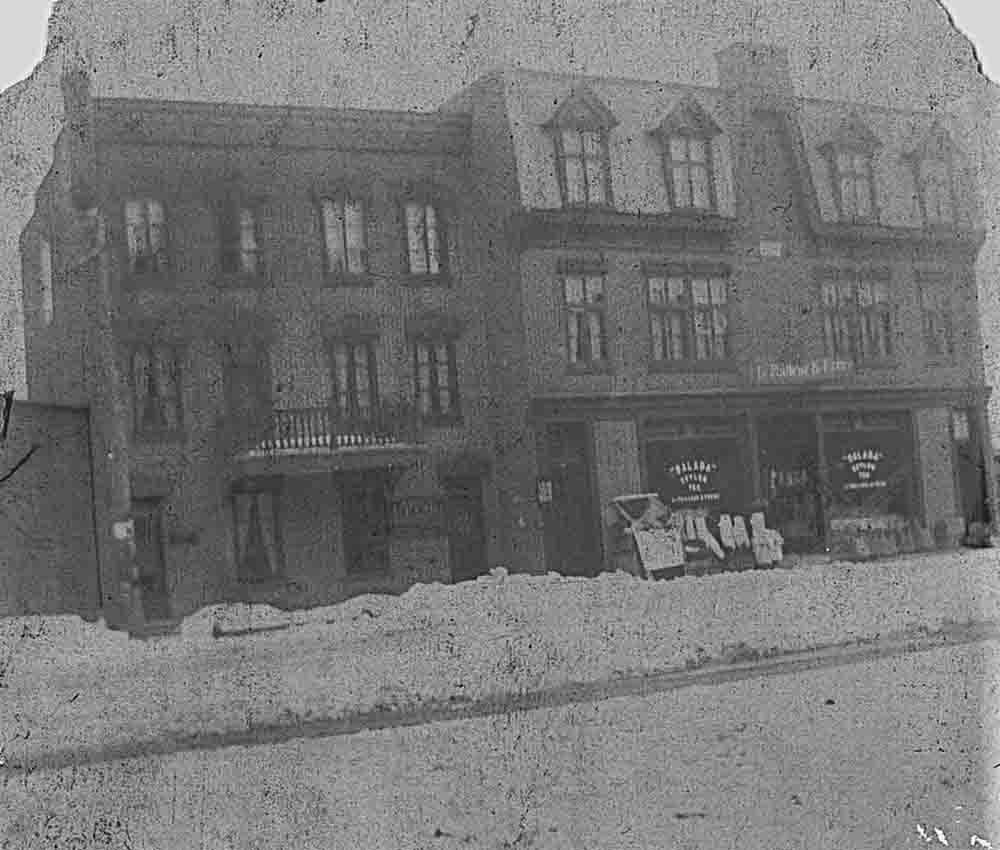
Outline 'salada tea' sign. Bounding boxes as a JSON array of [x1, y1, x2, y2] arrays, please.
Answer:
[[752, 358, 854, 385]]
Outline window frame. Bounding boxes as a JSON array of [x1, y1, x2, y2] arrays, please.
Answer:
[[319, 193, 370, 284], [646, 267, 732, 369], [412, 336, 462, 425], [123, 197, 172, 281], [231, 479, 284, 584], [129, 341, 185, 441], [328, 336, 380, 425], [401, 197, 450, 283], [819, 271, 895, 366], [919, 275, 957, 360], [217, 197, 265, 281], [552, 126, 615, 210], [661, 132, 718, 213], [38, 233, 54, 327], [915, 157, 956, 227], [828, 146, 879, 223], [559, 261, 610, 372]]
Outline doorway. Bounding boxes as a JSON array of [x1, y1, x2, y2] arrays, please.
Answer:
[[757, 415, 824, 553], [132, 499, 169, 621], [444, 477, 487, 582], [953, 408, 991, 532], [341, 471, 392, 576], [542, 422, 601, 577]]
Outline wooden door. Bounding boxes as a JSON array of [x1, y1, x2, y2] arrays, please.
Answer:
[[132, 499, 169, 621], [543, 423, 601, 577], [445, 477, 487, 582]]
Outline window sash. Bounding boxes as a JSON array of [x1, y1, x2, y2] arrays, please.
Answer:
[[563, 274, 607, 364], [821, 279, 893, 361], [921, 160, 954, 224], [835, 152, 874, 219], [125, 199, 168, 272], [414, 340, 460, 418], [331, 341, 378, 420], [648, 274, 728, 362], [666, 134, 714, 211], [922, 287, 956, 356], [132, 344, 182, 434], [558, 129, 609, 207], [405, 202, 443, 275], [322, 198, 367, 275]]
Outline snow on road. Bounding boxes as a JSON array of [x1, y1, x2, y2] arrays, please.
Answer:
[[2, 640, 998, 849], [2, 548, 999, 767]]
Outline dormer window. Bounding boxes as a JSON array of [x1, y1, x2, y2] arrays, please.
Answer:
[[908, 123, 958, 226], [651, 98, 722, 213], [823, 115, 881, 223], [546, 87, 617, 209]]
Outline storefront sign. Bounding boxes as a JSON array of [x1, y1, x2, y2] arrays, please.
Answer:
[[667, 459, 721, 505], [751, 358, 853, 385], [841, 448, 887, 491]]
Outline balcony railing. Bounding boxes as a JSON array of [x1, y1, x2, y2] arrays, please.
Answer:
[[231, 401, 420, 458]]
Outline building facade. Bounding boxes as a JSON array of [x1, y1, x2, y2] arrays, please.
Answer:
[[20, 44, 994, 632]]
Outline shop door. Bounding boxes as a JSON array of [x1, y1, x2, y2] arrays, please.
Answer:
[[132, 499, 169, 621], [342, 472, 391, 576], [445, 477, 487, 582], [544, 423, 601, 577], [758, 415, 824, 553]]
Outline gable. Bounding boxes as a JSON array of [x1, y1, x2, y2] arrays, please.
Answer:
[[651, 97, 722, 138], [543, 85, 618, 131]]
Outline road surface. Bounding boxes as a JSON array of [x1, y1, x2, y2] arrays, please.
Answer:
[[3, 638, 999, 849]]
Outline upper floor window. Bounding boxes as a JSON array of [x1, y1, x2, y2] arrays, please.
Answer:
[[920, 279, 956, 358], [918, 159, 954, 225], [39, 236, 54, 326], [321, 197, 367, 277], [404, 201, 446, 277], [821, 274, 893, 363], [546, 86, 617, 209], [125, 199, 169, 274], [561, 266, 608, 367], [823, 115, 881, 223], [220, 205, 261, 276], [651, 98, 722, 213], [413, 339, 461, 422], [330, 338, 378, 423], [908, 124, 959, 227], [131, 343, 183, 437], [648, 271, 729, 363]]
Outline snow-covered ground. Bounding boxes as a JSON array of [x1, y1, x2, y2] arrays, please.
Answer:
[[2, 548, 999, 766]]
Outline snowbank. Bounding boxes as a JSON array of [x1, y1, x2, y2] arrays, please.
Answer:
[[2, 549, 998, 764]]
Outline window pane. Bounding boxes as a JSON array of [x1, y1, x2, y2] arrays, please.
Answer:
[[836, 152, 852, 172], [709, 278, 727, 304], [584, 275, 603, 304], [564, 277, 584, 305], [651, 314, 664, 360], [424, 204, 441, 275], [561, 130, 581, 155], [855, 178, 872, 217], [586, 161, 607, 205], [667, 278, 687, 305], [669, 136, 688, 162], [582, 132, 603, 159], [334, 345, 349, 415], [691, 278, 709, 304], [668, 313, 686, 360], [588, 312, 605, 360], [688, 137, 707, 163], [713, 309, 728, 358], [840, 177, 856, 215], [344, 200, 365, 273], [672, 166, 691, 207], [39, 238, 53, 325], [567, 311, 581, 362], [694, 311, 710, 359], [564, 158, 585, 204], [405, 202, 427, 273], [648, 276, 666, 305], [691, 165, 711, 209], [322, 199, 345, 272]]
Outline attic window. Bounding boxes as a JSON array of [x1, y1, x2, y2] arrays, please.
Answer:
[[546, 87, 617, 209], [824, 115, 881, 223], [651, 99, 722, 212]]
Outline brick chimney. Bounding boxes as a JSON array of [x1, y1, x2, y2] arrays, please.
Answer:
[[715, 43, 795, 106], [60, 68, 97, 211]]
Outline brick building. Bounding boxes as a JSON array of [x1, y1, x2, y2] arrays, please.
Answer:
[[20, 44, 993, 631]]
